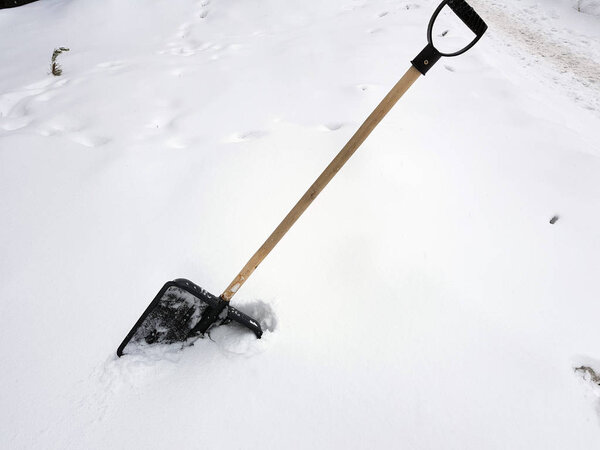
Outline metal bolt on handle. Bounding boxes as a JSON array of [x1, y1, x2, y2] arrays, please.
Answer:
[[411, 0, 488, 75]]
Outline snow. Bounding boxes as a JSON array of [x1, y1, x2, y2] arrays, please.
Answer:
[[575, 0, 600, 16], [1, 0, 600, 448]]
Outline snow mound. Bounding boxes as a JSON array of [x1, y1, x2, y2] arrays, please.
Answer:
[[574, 0, 600, 16]]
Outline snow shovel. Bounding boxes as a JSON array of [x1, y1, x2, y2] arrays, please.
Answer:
[[116, 0, 487, 357]]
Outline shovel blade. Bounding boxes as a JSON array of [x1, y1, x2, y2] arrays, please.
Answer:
[[116, 279, 262, 357]]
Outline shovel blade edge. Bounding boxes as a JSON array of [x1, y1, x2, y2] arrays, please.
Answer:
[[116, 279, 224, 357]]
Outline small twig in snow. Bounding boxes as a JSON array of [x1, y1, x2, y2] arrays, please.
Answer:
[[51, 47, 70, 76], [575, 366, 600, 385]]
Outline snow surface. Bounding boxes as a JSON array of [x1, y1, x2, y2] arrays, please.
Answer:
[[1, 0, 600, 448], [574, 0, 600, 17]]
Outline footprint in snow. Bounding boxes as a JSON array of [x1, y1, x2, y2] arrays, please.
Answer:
[[0, 82, 53, 118], [368, 28, 384, 35], [178, 22, 191, 36], [320, 122, 345, 131], [224, 130, 268, 143], [163, 40, 212, 57], [95, 60, 126, 71], [167, 45, 197, 57], [67, 132, 111, 148], [33, 90, 58, 102], [37, 116, 85, 136], [0, 117, 31, 131], [0, 79, 71, 131]]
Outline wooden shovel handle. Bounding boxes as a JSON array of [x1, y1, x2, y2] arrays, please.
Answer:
[[221, 65, 421, 301]]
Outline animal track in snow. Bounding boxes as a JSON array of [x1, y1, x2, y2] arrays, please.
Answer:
[[0, 76, 111, 146], [95, 60, 126, 71], [320, 122, 345, 131], [162, 38, 214, 57], [177, 22, 191, 38], [0, 87, 47, 117], [0, 117, 31, 131], [224, 130, 268, 143], [161, 0, 216, 57], [34, 90, 58, 102], [0, 78, 68, 132], [67, 132, 111, 148], [37, 116, 85, 136]]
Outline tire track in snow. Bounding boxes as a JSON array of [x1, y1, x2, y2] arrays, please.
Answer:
[[470, 0, 600, 114]]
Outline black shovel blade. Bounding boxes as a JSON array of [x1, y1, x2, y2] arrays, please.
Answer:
[[116, 279, 262, 357]]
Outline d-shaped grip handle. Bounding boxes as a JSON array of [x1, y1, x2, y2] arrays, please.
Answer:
[[445, 0, 487, 39], [412, 0, 488, 75]]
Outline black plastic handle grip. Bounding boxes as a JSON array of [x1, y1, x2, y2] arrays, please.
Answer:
[[411, 0, 488, 75], [445, 0, 487, 39]]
